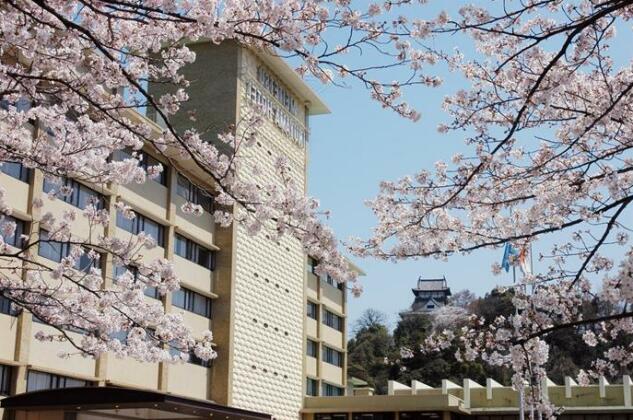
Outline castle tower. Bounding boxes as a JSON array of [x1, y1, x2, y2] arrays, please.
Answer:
[[400, 276, 452, 317]]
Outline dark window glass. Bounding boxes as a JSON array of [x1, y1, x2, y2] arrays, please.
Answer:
[[76, 251, 100, 272], [307, 256, 318, 275], [325, 274, 345, 291], [322, 383, 344, 397], [307, 301, 317, 320], [307, 339, 318, 358], [189, 351, 212, 368], [323, 346, 343, 367], [323, 309, 343, 331], [1, 216, 26, 248], [1, 162, 30, 182], [172, 287, 212, 318], [38, 230, 98, 272], [113, 149, 167, 186], [116, 210, 165, 247], [0, 295, 18, 317], [43, 178, 104, 210], [0, 364, 12, 395], [316, 415, 347, 420], [113, 265, 160, 299], [306, 378, 318, 396], [26, 370, 90, 392], [177, 175, 213, 212], [174, 234, 215, 270], [353, 414, 396, 420], [38, 230, 66, 262]]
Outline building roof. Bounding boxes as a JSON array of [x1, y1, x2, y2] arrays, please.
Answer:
[[348, 377, 370, 387], [304, 377, 633, 415], [1, 387, 271, 420], [414, 277, 449, 292]]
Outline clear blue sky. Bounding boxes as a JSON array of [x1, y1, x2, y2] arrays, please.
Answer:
[[303, 3, 522, 331]]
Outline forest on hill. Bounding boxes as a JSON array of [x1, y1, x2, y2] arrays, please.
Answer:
[[347, 289, 631, 394]]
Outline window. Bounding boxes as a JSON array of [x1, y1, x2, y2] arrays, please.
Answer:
[[322, 383, 345, 396], [189, 351, 212, 368], [0, 295, 17, 316], [38, 230, 65, 262], [26, 370, 90, 392], [323, 346, 343, 367], [116, 209, 165, 247], [0, 364, 12, 395], [38, 230, 100, 271], [353, 413, 396, 420], [307, 301, 317, 320], [307, 256, 318, 275], [172, 287, 212, 318], [113, 149, 167, 185], [316, 415, 347, 420], [43, 178, 104, 210], [113, 265, 160, 299], [1, 161, 30, 182], [0, 97, 31, 112], [324, 274, 345, 291], [323, 309, 343, 331], [1, 216, 26, 248], [306, 378, 318, 396], [307, 339, 318, 358], [174, 234, 215, 270], [176, 175, 213, 212]]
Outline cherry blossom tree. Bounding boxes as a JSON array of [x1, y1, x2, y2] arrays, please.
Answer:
[[352, 0, 633, 417], [0, 0, 433, 363]]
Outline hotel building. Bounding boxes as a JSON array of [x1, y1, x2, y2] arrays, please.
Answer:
[[0, 42, 351, 420]]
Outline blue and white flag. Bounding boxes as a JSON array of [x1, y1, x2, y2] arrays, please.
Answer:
[[501, 242, 518, 272]]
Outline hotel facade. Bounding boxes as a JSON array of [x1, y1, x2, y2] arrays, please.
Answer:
[[0, 42, 350, 420]]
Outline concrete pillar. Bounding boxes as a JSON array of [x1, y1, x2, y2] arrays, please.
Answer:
[[564, 376, 577, 399], [599, 376, 609, 399], [463, 379, 483, 409], [541, 377, 555, 399], [388, 380, 411, 396], [411, 380, 432, 395], [486, 378, 502, 400], [624, 375, 632, 407], [442, 379, 461, 395]]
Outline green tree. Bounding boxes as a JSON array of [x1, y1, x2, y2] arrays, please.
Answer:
[[347, 309, 393, 393]]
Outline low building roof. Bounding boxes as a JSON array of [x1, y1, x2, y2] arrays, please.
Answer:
[[1, 387, 271, 420]]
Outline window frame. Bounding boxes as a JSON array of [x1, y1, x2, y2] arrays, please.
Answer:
[[43, 178, 104, 210], [113, 149, 167, 186], [116, 209, 165, 247], [307, 301, 318, 320], [0, 295, 18, 317], [26, 370, 91, 392], [0, 364, 12, 396], [38, 230, 101, 272], [172, 287, 212, 318], [1, 161, 30, 182], [307, 339, 318, 358], [321, 383, 345, 397], [306, 377, 319, 396], [113, 265, 161, 299], [323, 346, 343, 367], [176, 175, 214, 212], [174, 234, 216, 270], [323, 308, 343, 332], [1, 215, 26, 249]]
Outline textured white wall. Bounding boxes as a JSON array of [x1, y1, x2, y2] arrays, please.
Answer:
[[229, 50, 307, 420]]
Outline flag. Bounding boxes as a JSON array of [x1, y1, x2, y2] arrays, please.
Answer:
[[501, 242, 518, 272], [518, 246, 531, 275]]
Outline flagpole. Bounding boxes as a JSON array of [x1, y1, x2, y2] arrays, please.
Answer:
[[513, 263, 525, 420]]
